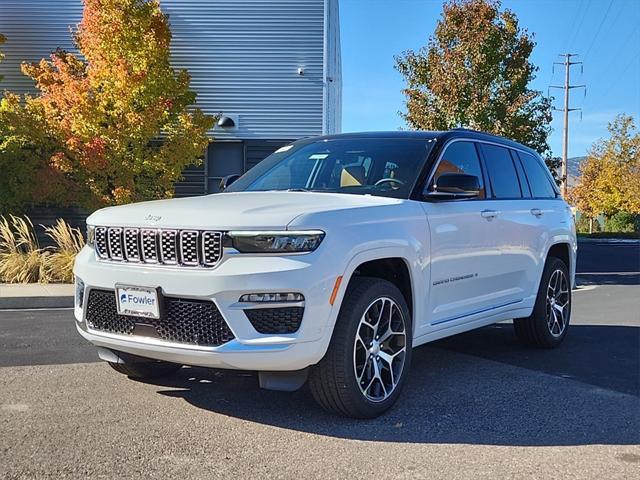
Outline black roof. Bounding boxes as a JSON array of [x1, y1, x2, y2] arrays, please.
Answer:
[[308, 128, 540, 157]]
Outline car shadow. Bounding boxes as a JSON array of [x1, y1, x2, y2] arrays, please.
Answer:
[[138, 323, 640, 447]]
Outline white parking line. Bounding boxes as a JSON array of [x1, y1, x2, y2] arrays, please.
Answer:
[[573, 285, 598, 293]]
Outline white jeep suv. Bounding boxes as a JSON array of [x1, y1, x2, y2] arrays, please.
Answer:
[[74, 130, 577, 418]]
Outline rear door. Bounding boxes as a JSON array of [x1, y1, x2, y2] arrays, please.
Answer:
[[514, 150, 567, 292], [477, 143, 539, 305]]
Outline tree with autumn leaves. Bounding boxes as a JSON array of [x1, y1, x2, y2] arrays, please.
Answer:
[[1, 0, 214, 210], [569, 115, 640, 231], [0, 33, 5, 82], [395, 0, 555, 169]]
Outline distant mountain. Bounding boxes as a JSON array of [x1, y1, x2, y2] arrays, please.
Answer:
[[567, 156, 586, 177], [560, 156, 586, 188]]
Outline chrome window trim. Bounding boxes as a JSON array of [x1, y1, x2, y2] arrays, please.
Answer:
[[424, 137, 554, 200]]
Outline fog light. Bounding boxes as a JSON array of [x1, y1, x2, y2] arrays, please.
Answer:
[[75, 277, 85, 309], [239, 293, 304, 303]]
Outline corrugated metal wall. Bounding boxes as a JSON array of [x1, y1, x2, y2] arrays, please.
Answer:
[[0, 0, 341, 139], [0, 2, 82, 96]]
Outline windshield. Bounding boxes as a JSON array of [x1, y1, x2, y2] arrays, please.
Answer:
[[226, 138, 434, 199]]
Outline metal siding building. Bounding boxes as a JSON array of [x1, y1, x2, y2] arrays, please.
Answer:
[[0, 0, 341, 196]]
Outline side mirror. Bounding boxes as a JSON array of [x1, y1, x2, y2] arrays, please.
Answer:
[[219, 174, 241, 192], [424, 173, 480, 200]]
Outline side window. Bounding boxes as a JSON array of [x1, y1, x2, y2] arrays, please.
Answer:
[[518, 152, 557, 198], [511, 149, 532, 197], [480, 144, 522, 199], [429, 141, 485, 198]]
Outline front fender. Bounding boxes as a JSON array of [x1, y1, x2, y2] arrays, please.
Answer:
[[327, 245, 427, 337]]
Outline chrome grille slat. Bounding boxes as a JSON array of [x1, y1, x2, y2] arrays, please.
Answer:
[[123, 228, 140, 262], [202, 231, 223, 266], [180, 230, 200, 266], [95, 227, 109, 259], [94, 227, 222, 268], [141, 229, 158, 263], [107, 228, 124, 260], [159, 230, 178, 264]]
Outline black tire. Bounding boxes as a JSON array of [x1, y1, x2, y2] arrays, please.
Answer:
[[108, 356, 182, 379], [309, 277, 412, 418], [514, 257, 571, 348]]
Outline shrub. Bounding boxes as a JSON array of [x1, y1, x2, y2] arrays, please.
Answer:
[[43, 219, 85, 283], [575, 215, 601, 234], [604, 211, 639, 233], [0, 215, 48, 283], [0, 93, 66, 213]]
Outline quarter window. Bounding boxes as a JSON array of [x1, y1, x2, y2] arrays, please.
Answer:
[[430, 141, 485, 198], [480, 144, 522, 199], [518, 152, 557, 198]]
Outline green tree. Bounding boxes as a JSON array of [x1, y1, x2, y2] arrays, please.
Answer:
[[569, 114, 640, 229], [395, 0, 553, 162], [20, 0, 215, 208]]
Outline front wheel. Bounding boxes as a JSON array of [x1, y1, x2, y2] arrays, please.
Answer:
[[514, 257, 571, 348], [309, 277, 412, 418]]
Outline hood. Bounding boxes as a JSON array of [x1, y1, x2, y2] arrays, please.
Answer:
[[87, 191, 402, 230]]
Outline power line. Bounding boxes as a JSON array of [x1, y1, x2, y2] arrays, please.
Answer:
[[601, 54, 639, 94], [550, 54, 586, 198], [582, 0, 615, 60], [584, 27, 639, 107], [565, 0, 591, 53]]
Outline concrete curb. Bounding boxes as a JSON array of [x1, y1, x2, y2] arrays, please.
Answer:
[[0, 284, 74, 310], [578, 237, 640, 244], [0, 295, 74, 309]]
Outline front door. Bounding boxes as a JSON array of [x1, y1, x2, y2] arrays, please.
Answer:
[[421, 140, 501, 329]]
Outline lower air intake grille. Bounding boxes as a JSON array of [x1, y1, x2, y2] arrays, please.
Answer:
[[244, 307, 304, 334], [85, 289, 235, 347]]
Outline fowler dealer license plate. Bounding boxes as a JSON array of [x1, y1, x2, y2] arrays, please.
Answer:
[[115, 285, 160, 319]]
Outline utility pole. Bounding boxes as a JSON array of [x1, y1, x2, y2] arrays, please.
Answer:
[[550, 54, 585, 198]]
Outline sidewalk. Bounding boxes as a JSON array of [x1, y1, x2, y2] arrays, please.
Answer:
[[577, 237, 640, 244], [0, 283, 74, 309]]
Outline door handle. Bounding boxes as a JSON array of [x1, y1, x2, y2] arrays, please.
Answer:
[[530, 208, 544, 217], [481, 209, 499, 220]]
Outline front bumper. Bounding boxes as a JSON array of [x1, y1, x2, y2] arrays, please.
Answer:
[[73, 246, 341, 371]]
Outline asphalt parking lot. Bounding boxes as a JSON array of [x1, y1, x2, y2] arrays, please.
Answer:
[[1, 242, 638, 479]]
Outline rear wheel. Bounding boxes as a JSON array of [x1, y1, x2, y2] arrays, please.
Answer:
[[309, 277, 412, 418], [108, 356, 182, 379], [514, 257, 571, 348]]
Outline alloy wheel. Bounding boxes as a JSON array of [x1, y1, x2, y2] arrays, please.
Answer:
[[546, 269, 570, 337], [353, 297, 407, 403]]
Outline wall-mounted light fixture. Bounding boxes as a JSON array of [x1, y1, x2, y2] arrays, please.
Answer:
[[217, 116, 236, 128], [297, 67, 305, 76]]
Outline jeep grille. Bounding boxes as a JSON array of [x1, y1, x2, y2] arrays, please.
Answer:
[[94, 226, 223, 267]]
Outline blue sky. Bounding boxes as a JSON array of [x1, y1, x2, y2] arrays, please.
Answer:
[[340, 0, 640, 158]]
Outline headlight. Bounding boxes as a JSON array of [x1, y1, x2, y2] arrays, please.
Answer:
[[86, 225, 95, 248], [228, 230, 325, 253]]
